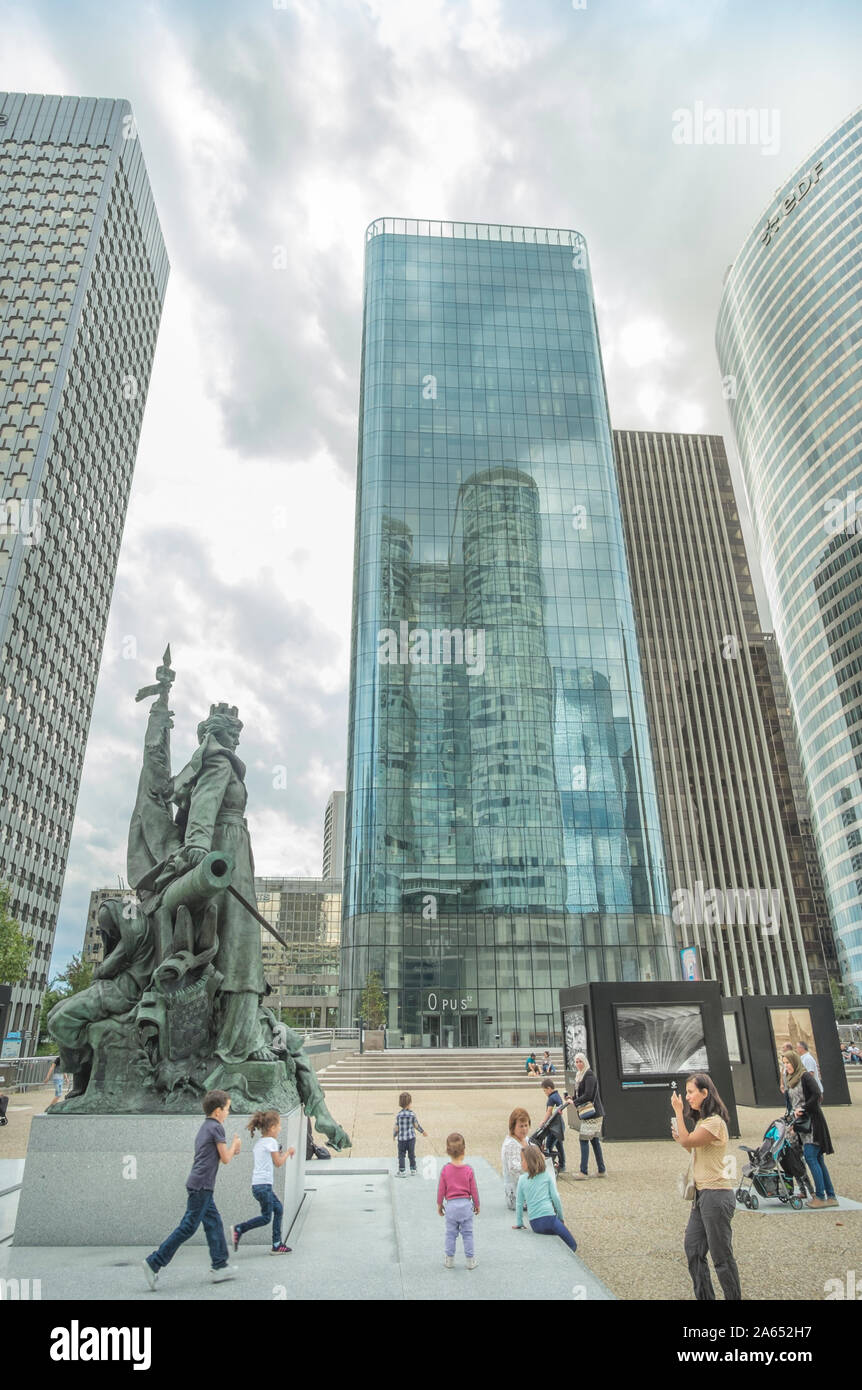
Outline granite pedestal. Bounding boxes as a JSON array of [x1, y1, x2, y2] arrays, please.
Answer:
[[13, 1107, 306, 1246]]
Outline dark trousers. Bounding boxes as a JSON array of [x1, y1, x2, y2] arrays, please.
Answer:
[[545, 1132, 565, 1171], [530, 1215, 577, 1251], [236, 1183, 284, 1246], [579, 1136, 605, 1174], [397, 1137, 416, 1172], [684, 1189, 741, 1301], [148, 1188, 228, 1271]]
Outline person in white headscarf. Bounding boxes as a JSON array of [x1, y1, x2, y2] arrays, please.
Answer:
[[572, 1052, 606, 1178]]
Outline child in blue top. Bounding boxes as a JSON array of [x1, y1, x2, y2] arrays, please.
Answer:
[[513, 1144, 577, 1251]]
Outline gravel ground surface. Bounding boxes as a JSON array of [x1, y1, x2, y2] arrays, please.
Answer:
[[4, 1082, 859, 1300], [331, 1084, 862, 1302]]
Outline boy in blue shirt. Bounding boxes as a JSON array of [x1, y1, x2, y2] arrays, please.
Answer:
[[143, 1089, 240, 1289]]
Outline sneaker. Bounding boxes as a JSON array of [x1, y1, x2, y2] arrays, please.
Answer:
[[230, 1225, 241, 1252], [807, 1197, 828, 1209], [443, 1255, 454, 1269], [825, 1196, 839, 1207], [142, 1259, 159, 1291], [409, 1167, 418, 1176], [271, 1243, 292, 1254], [596, 1170, 607, 1177], [210, 1264, 238, 1282], [466, 1257, 478, 1270], [574, 1172, 588, 1180], [396, 1169, 406, 1178]]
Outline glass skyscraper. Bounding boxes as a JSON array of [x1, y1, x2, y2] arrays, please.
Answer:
[[717, 107, 862, 1013], [0, 94, 168, 1045], [342, 219, 675, 1047]]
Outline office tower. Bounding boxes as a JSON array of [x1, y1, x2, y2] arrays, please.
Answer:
[[0, 94, 168, 1046], [342, 218, 675, 1047], [717, 107, 862, 1012], [80, 886, 120, 968], [255, 877, 342, 1029], [615, 430, 836, 995], [322, 790, 346, 879]]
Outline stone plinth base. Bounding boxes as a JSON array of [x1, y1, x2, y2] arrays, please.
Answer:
[[14, 1108, 306, 1247]]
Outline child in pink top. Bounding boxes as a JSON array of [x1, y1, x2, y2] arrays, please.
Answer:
[[437, 1132, 480, 1269]]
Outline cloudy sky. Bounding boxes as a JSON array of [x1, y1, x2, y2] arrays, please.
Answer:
[[3, 0, 860, 976]]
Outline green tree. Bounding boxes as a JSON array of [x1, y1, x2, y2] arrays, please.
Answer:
[[359, 970, 387, 1029], [38, 952, 95, 1044], [0, 880, 32, 985]]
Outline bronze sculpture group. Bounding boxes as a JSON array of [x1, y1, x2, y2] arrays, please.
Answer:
[[48, 649, 349, 1148]]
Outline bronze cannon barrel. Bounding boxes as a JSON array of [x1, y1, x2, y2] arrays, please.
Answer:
[[160, 850, 234, 915]]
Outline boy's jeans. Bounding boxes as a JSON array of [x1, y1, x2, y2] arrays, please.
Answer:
[[236, 1184, 284, 1246], [397, 1137, 416, 1172], [147, 1188, 229, 1271], [444, 1197, 475, 1257]]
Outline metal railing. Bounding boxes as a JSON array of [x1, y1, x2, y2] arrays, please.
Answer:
[[0, 1056, 56, 1092], [300, 1028, 360, 1045]]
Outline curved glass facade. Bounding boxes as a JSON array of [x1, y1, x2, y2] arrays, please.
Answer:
[[342, 219, 674, 1046], [716, 108, 862, 1010]]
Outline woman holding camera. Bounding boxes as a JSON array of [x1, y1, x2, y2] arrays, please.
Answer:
[[672, 1073, 741, 1301]]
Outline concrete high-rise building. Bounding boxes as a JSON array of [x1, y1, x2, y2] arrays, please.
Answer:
[[322, 791, 346, 880], [80, 886, 121, 968], [717, 107, 862, 1012], [342, 218, 675, 1048], [0, 94, 168, 1045], [615, 430, 836, 996], [255, 877, 341, 1030]]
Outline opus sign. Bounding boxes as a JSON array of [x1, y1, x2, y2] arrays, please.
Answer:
[[761, 160, 824, 246], [423, 990, 476, 1013]]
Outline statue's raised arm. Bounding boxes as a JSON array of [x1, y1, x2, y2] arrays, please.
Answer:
[[127, 644, 182, 894]]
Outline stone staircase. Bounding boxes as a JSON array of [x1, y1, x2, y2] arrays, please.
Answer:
[[317, 1048, 565, 1091]]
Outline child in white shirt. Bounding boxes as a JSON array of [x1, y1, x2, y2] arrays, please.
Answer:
[[231, 1109, 296, 1254]]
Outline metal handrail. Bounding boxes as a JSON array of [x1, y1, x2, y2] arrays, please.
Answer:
[[0, 1056, 57, 1092]]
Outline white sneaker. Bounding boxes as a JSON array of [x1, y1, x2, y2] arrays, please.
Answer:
[[396, 1169, 407, 1178], [142, 1259, 159, 1291], [443, 1255, 454, 1269], [210, 1264, 238, 1283], [466, 1257, 478, 1270]]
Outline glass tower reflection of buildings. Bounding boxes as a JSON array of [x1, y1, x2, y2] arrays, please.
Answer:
[[342, 219, 675, 1047]]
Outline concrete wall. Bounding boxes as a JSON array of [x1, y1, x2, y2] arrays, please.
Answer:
[[14, 1107, 306, 1247]]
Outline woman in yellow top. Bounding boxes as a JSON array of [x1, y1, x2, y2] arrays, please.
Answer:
[[671, 1073, 741, 1301]]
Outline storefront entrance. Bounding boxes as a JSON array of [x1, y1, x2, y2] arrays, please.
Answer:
[[421, 1013, 479, 1046]]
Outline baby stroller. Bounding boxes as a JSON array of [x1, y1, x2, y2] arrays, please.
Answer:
[[528, 1097, 570, 1171], [735, 1116, 807, 1210]]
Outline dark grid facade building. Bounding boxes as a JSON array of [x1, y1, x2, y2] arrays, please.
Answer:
[[255, 877, 341, 1030], [0, 94, 168, 1045], [614, 429, 835, 996], [342, 219, 675, 1048]]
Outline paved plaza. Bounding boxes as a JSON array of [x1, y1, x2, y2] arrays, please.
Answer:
[[2, 1082, 859, 1300]]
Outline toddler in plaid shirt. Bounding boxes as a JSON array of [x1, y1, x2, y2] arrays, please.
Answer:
[[393, 1091, 427, 1175]]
